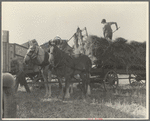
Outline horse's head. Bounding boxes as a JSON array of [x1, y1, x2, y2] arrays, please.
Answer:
[[48, 41, 59, 66], [24, 45, 38, 64]]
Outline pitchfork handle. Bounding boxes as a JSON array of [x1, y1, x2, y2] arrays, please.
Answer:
[[113, 27, 120, 33]]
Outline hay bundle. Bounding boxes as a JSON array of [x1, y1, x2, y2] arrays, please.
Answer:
[[104, 37, 133, 66], [127, 41, 146, 69], [84, 35, 110, 56], [83, 35, 146, 68], [83, 35, 110, 65]]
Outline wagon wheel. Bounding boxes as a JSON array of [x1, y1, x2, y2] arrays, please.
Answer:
[[129, 74, 146, 88], [103, 70, 118, 91]]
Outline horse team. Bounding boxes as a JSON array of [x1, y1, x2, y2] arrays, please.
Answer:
[[24, 40, 92, 100]]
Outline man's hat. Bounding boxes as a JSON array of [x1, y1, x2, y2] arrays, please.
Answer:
[[101, 19, 106, 23]]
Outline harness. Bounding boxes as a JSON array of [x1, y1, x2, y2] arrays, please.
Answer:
[[51, 51, 89, 73], [38, 51, 49, 67], [49, 49, 66, 70], [27, 46, 49, 68]]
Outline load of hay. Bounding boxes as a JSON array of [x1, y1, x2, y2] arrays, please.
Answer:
[[83, 35, 146, 69]]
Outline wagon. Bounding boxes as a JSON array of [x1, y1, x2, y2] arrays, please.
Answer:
[[69, 27, 146, 91], [89, 64, 146, 92], [66, 27, 119, 91], [128, 66, 146, 87]]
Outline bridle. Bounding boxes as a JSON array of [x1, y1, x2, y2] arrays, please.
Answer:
[[26, 46, 39, 60]]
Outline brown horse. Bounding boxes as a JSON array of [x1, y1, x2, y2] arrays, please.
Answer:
[[24, 42, 73, 99], [48, 41, 92, 99]]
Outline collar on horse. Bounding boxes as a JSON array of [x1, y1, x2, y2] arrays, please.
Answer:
[[38, 51, 49, 68], [29, 46, 49, 68]]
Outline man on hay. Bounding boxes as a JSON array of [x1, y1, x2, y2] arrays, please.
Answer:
[[101, 19, 119, 40]]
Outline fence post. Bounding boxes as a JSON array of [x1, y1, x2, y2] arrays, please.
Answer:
[[2, 73, 17, 118]]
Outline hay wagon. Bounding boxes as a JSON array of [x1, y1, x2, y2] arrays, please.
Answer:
[[89, 64, 146, 91], [70, 27, 146, 91], [67, 27, 119, 91]]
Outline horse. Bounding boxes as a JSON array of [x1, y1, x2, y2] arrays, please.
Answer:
[[48, 41, 92, 99], [24, 43, 73, 98], [24, 44, 52, 98]]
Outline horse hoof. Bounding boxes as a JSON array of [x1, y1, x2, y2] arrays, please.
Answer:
[[64, 95, 70, 99], [41, 98, 52, 102], [58, 95, 63, 99], [44, 95, 48, 98], [48, 96, 52, 98], [83, 99, 87, 103]]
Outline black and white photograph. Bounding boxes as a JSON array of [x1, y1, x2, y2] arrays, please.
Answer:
[[2, 1, 149, 119]]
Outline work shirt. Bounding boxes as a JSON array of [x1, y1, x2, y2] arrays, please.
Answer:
[[103, 23, 113, 34]]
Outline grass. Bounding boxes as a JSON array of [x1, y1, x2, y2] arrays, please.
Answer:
[[14, 82, 147, 119]]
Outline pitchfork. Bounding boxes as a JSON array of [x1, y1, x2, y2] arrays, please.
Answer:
[[113, 27, 120, 33]]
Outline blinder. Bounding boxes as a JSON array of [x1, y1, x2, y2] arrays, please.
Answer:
[[27, 46, 39, 60]]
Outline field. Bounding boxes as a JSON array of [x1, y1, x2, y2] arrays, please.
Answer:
[[14, 75, 147, 119]]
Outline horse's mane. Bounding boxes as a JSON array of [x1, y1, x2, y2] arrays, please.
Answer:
[[54, 44, 70, 58], [52, 44, 73, 66]]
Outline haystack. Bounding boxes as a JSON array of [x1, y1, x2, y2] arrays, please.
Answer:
[[82, 35, 146, 69], [127, 40, 146, 69]]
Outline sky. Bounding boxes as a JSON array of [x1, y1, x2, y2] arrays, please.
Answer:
[[2, 2, 149, 46]]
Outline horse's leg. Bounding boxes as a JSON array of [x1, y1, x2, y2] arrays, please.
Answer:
[[80, 73, 86, 99], [23, 80, 31, 93], [58, 77, 62, 89], [58, 77, 64, 99], [61, 77, 73, 95], [47, 70, 52, 98], [14, 78, 19, 93], [41, 70, 48, 98], [86, 73, 91, 96], [70, 83, 73, 94], [64, 76, 71, 99]]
